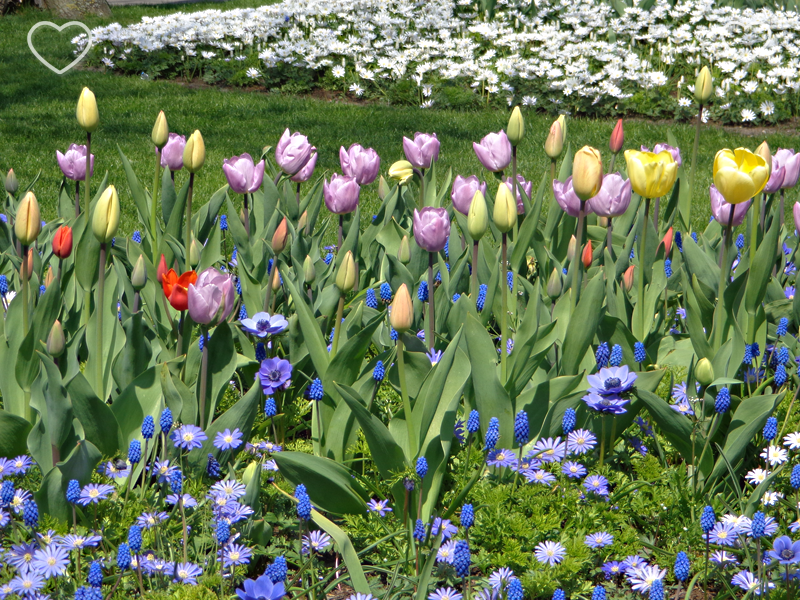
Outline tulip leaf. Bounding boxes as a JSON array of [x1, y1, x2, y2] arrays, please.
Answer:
[[110, 366, 163, 447], [195, 185, 228, 245], [85, 267, 126, 399], [16, 278, 61, 392], [682, 234, 720, 293], [0, 410, 32, 458], [66, 371, 123, 458], [510, 173, 547, 274], [310, 510, 371, 594], [118, 147, 152, 230], [112, 311, 153, 392], [636, 388, 695, 463], [280, 266, 329, 379], [745, 218, 779, 315], [560, 274, 605, 375]]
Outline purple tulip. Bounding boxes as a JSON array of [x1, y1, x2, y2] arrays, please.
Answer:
[[56, 144, 94, 181], [641, 143, 682, 167], [290, 150, 317, 183], [794, 202, 800, 234], [504, 175, 533, 214], [275, 129, 313, 175], [187, 267, 235, 325], [160, 133, 186, 171], [710, 184, 751, 227], [222, 153, 265, 194], [403, 132, 440, 169], [553, 177, 595, 218], [340, 144, 380, 185], [473, 131, 512, 172], [413, 207, 449, 252], [451, 175, 487, 215], [586, 173, 632, 217], [323, 174, 360, 214], [764, 164, 786, 193], [774, 149, 800, 189]]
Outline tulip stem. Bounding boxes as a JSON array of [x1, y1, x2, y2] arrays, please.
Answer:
[[637, 199, 650, 339], [571, 202, 586, 312], [331, 295, 344, 357], [296, 182, 301, 209], [199, 328, 209, 429], [151, 146, 161, 263], [714, 210, 735, 349], [512, 146, 519, 240], [427, 253, 435, 353], [243, 193, 250, 237], [608, 153, 617, 174], [338, 215, 344, 251], [760, 192, 767, 236], [396, 336, 417, 456], [84, 133, 92, 217], [606, 218, 614, 261], [689, 103, 703, 228], [75, 181, 80, 219], [185, 173, 194, 260], [653, 197, 659, 230], [97, 243, 107, 398], [751, 196, 760, 272], [501, 233, 508, 382], [21, 245, 30, 422], [471, 241, 479, 303]]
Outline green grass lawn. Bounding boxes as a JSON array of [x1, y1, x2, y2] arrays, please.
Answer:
[[1, 0, 797, 236]]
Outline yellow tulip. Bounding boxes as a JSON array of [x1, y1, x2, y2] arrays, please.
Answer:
[[92, 185, 120, 243], [713, 148, 769, 205], [493, 183, 517, 233], [755, 141, 772, 178], [151, 111, 169, 147], [624, 150, 678, 199], [543, 120, 563, 159], [335, 251, 356, 293], [15, 191, 41, 246], [467, 190, 489, 240], [76, 87, 99, 133], [389, 283, 413, 332], [572, 146, 603, 201], [694, 66, 713, 104], [389, 160, 414, 185], [183, 130, 206, 173]]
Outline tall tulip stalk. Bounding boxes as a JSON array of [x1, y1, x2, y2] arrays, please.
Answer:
[[151, 111, 169, 261], [587, 174, 632, 257], [467, 191, 489, 302], [223, 153, 265, 238], [76, 88, 99, 218], [569, 146, 604, 308], [332, 252, 356, 357], [413, 208, 449, 353], [390, 285, 416, 455], [15, 192, 40, 421], [690, 66, 713, 226], [493, 186, 517, 381]]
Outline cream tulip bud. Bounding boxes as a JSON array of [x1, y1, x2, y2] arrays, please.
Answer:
[[183, 130, 206, 173], [151, 111, 169, 148], [272, 217, 289, 254], [546, 268, 562, 299], [336, 251, 356, 293], [572, 146, 604, 201], [5, 169, 18, 195], [271, 267, 281, 292], [467, 190, 489, 240], [378, 175, 391, 200], [543, 120, 563, 159], [755, 141, 772, 178], [623, 265, 635, 291], [15, 191, 41, 246], [695, 357, 715, 386], [303, 255, 316, 284], [398, 235, 411, 264], [46, 320, 65, 357], [492, 183, 517, 233], [567, 235, 577, 262], [389, 283, 413, 333], [298, 211, 308, 231], [507, 106, 524, 146], [694, 66, 713, 104], [76, 87, 99, 133], [92, 185, 120, 243], [557, 115, 567, 142], [44, 266, 54, 289], [132, 255, 148, 290], [389, 160, 414, 185], [188, 236, 201, 267]]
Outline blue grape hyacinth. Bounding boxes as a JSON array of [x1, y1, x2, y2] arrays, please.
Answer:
[[373, 360, 385, 382], [700, 505, 716, 534], [595, 342, 610, 369], [792, 465, 800, 489], [634, 342, 646, 363], [484, 417, 500, 451], [467, 409, 480, 434], [609, 344, 623, 366], [714, 388, 730, 414], [416, 457, 428, 479], [763, 416, 778, 441], [778, 317, 789, 337], [141, 415, 154, 440], [674, 551, 690, 582], [562, 408, 576, 435], [507, 578, 523, 600], [514, 410, 529, 445], [365, 288, 378, 309], [453, 540, 470, 577], [418, 281, 428, 302], [461, 504, 474, 530]]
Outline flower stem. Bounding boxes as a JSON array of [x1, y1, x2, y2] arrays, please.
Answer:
[[21, 245, 30, 422], [501, 233, 508, 382], [599, 416, 606, 468], [606, 218, 614, 261], [151, 147, 161, 264], [751, 195, 760, 272], [185, 173, 194, 260], [180, 496, 188, 564], [637, 199, 651, 339], [75, 180, 80, 219], [427, 253, 435, 353], [571, 202, 586, 311], [97, 243, 107, 398], [512, 146, 518, 240], [243, 192, 251, 238], [689, 103, 703, 226], [397, 336, 417, 456], [331, 295, 345, 357], [608, 153, 617, 174], [338, 215, 343, 251], [714, 210, 735, 349], [471, 241, 479, 303], [199, 328, 209, 430], [703, 537, 710, 600]]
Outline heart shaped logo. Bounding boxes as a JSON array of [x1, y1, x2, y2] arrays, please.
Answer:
[[27, 21, 93, 75]]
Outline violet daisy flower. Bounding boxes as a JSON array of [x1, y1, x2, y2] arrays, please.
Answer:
[[152, 459, 178, 483], [436, 540, 457, 564], [6, 542, 37, 571], [259, 358, 293, 396], [302, 531, 332, 554], [166, 494, 197, 508], [78, 483, 115, 505], [239, 312, 288, 337], [524, 469, 556, 486], [585, 532, 614, 548], [705, 522, 738, 546], [584, 474, 610, 496], [210, 479, 247, 500], [366, 498, 392, 517], [102, 459, 130, 479], [428, 587, 463, 600], [0, 458, 13, 479], [59, 534, 102, 550], [9, 488, 31, 513], [172, 424, 208, 450], [214, 428, 243, 451], [562, 461, 587, 478], [670, 402, 694, 416], [534, 541, 566, 566], [9, 572, 44, 596], [627, 565, 666, 594], [173, 562, 203, 585], [431, 517, 458, 541], [583, 392, 629, 414], [486, 449, 518, 468], [32, 545, 69, 579], [671, 382, 689, 403], [136, 512, 169, 529], [602, 561, 623, 579], [731, 570, 774, 595], [710, 551, 739, 566], [531, 437, 566, 463], [488, 567, 515, 590], [11, 456, 33, 475], [222, 543, 253, 568], [587, 366, 637, 395], [769, 536, 800, 564], [566, 429, 597, 455]]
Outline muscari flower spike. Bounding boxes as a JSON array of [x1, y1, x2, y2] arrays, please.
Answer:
[[609, 344, 623, 366], [595, 342, 610, 369]]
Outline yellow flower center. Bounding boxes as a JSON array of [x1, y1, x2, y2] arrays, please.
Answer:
[[183, 433, 194, 442]]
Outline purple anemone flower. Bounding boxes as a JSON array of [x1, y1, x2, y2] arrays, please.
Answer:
[[240, 312, 288, 337], [583, 392, 629, 414], [587, 366, 637, 395], [259, 358, 292, 396]]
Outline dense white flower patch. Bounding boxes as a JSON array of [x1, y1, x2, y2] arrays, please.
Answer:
[[79, 0, 800, 120]]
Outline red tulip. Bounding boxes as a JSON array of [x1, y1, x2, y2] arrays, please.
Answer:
[[582, 240, 593, 269], [52, 225, 73, 259], [609, 119, 624, 154], [157, 254, 168, 284], [162, 268, 197, 311], [623, 265, 635, 291], [660, 227, 673, 256]]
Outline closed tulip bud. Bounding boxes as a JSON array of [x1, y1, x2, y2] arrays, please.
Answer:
[[572, 146, 604, 201], [546, 268, 562, 299], [298, 211, 307, 231], [609, 119, 624, 154], [507, 106, 524, 146], [493, 183, 517, 233], [47, 320, 65, 357], [544, 120, 563, 159], [378, 175, 390, 200], [5, 169, 18, 195], [52, 225, 73, 259], [20, 249, 33, 281], [389, 160, 414, 185], [582, 240, 593, 269], [132, 255, 147, 290], [336, 251, 356, 293], [467, 190, 489, 240], [151, 111, 169, 148], [756, 141, 772, 177], [303, 255, 316, 284], [76, 87, 99, 133], [661, 227, 674, 256], [272, 218, 289, 253], [623, 265, 635, 291], [44, 266, 54, 289], [271, 267, 281, 292], [696, 357, 715, 386], [15, 191, 41, 246], [398, 235, 411, 263], [157, 254, 168, 284], [182, 130, 205, 174], [188, 237, 201, 267], [92, 185, 120, 243], [389, 283, 413, 333], [557, 115, 567, 142], [567, 235, 577, 261], [694, 66, 713, 104]]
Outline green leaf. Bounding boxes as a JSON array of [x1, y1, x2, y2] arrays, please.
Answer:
[[311, 510, 371, 593], [198, 323, 238, 428], [280, 266, 329, 378], [0, 410, 32, 457], [560, 274, 605, 375], [745, 219, 779, 315], [118, 146, 153, 229], [110, 366, 163, 446], [637, 388, 695, 463], [112, 311, 153, 392], [272, 452, 368, 515], [66, 372, 124, 457]]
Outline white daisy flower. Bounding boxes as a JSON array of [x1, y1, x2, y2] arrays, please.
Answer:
[[760, 445, 788, 466], [741, 108, 757, 122]]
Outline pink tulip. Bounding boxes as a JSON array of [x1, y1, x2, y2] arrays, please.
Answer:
[[504, 175, 533, 214], [402, 132, 440, 169], [451, 175, 487, 215], [160, 133, 186, 171], [222, 153, 265, 194], [794, 202, 800, 234], [710, 184, 751, 226], [323, 174, 360, 214], [340, 144, 380, 185], [473, 131, 512, 172], [774, 149, 800, 189], [290, 150, 317, 183], [642, 143, 682, 167], [413, 207, 449, 252], [275, 129, 313, 175], [553, 177, 595, 218], [586, 173, 632, 217], [188, 267, 235, 325], [56, 144, 94, 181], [764, 164, 785, 193]]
